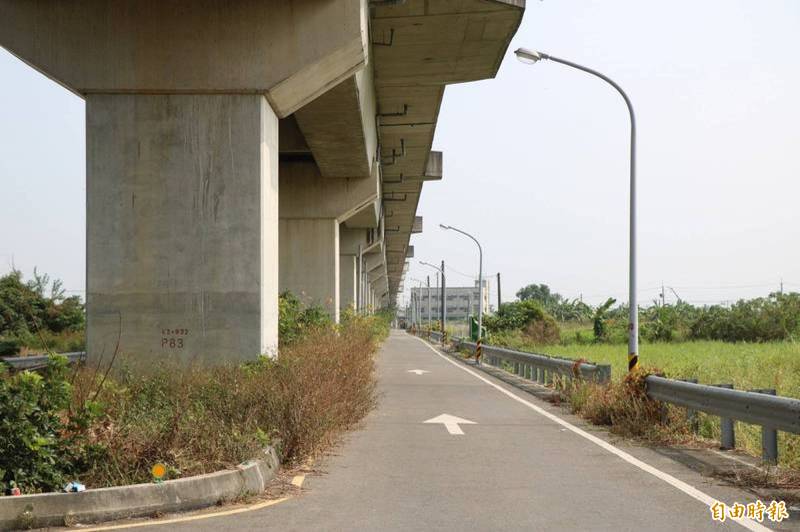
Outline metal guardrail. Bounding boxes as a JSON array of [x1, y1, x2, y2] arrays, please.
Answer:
[[452, 337, 611, 384], [645, 376, 800, 463], [414, 329, 799, 464], [1, 351, 86, 371]]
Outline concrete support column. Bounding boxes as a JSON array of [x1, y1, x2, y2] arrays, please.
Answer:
[[87, 94, 279, 363], [340, 254, 357, 312], [279, 218, 340, 322]]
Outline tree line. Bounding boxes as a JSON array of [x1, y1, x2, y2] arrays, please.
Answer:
[[486, 282, 800, 344]]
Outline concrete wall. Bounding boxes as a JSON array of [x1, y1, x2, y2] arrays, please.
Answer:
[[87, 94, 278, 363]]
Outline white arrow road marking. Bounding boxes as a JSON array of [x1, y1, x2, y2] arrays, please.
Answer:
[[407, 369, 430, 375], [424, 414, 476, 435], [413, 336, 770, 532]]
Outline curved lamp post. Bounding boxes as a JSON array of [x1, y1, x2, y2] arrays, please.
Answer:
[[515, 47, 639, 372], [439, 224, 484, 363]]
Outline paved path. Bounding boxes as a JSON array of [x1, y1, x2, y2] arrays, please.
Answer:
[[119, 331, 786, 531]]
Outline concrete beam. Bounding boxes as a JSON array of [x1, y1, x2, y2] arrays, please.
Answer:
[[0, 0, 369, 117], [340, 227, 370, 256], [279, 161, 379, 221], [342, 198, 380, 229], [294, 66, 377, 178]]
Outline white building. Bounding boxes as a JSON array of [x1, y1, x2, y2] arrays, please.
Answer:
[[410, 280, 490, 322]]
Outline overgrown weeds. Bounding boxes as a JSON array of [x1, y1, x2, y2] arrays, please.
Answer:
[[2, 314, 388, 493], [562, 368, 693, 444]]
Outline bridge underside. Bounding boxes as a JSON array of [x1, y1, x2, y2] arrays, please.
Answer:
[[0, 0, 524, 362]]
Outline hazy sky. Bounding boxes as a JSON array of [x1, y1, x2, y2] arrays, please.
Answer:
[[1, 1, 799, 309]]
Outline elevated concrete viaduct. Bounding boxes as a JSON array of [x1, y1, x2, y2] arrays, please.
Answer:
[[0, 0, 524, 363]]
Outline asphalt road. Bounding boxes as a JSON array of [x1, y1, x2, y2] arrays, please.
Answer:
[[117, 330, 787, 531]]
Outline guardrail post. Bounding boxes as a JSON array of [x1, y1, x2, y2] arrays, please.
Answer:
[[537, 368, 545, 384], [713, 384, 736, 450], [750, 388, 778, 465]]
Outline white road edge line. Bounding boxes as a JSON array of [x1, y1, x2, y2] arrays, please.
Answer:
[[413, 336, 771, 532]]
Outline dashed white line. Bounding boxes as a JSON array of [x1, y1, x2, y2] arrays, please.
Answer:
[[413, 335, 771, 532]]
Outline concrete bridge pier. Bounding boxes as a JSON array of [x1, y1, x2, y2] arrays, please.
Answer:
[[87, 94, 279, 363], [0, 0, 370, 361], [279, 160, 379, 323], [1, 0, 526, 362], [339, 227, 370, 313]]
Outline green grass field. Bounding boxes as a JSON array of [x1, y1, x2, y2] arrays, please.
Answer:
[[493, 335, 800, 469], [543, 341, 800, 399]]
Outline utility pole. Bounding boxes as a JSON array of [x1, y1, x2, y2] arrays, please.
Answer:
[[661, 281, 666, 307], [427, 275, 431, 329], [435, 272, 439, 326], [780, 278, 784, 295], [497, 272, 502, 312], [411, 292, 415, 330], [441, 260, 446, 334]]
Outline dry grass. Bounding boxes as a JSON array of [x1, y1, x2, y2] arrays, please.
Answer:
[[715, 467, 800, 503], [559, 368, 696, 445], [71, 318, 383, 488]]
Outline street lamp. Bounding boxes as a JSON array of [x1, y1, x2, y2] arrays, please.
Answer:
[[439, 224, 484, 363], [515, 47, 639, 372]]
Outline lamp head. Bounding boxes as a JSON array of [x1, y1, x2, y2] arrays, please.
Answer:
[[514, 48, 544, 65], [439, 224, 451, 230]]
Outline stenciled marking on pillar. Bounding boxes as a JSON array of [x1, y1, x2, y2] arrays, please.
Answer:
[[161, 328, 189, 349], [628, 353, 639, 371]]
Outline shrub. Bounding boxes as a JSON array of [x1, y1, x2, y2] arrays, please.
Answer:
[[486, 300, 558, 332], [592, 298, 617, 343], [77, 321, 378, 487], [564, 368, 690, 442], [521, 317, 560, 345], [0, 338, 22, 357], [641, 305, 679, 342], [689, 293, 800, 343], [0, 355, 103, 493], [0, 316, 381, 491], [0, 269, 85, 353], [278, 291, 333, 345]]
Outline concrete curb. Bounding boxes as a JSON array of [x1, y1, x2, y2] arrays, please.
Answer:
[[0, 447, 280, 530]]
